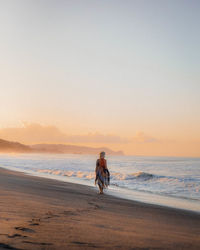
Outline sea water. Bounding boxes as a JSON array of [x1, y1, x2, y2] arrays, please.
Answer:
[[0, 154, 199, 212]]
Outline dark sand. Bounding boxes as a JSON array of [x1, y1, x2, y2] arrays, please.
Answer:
[[0, 167, 199, 250]]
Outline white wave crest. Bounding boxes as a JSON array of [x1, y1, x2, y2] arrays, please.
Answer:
[[36, 169, 154, 181], [111, 171, 154, 181], [36, 169, 95, 180]]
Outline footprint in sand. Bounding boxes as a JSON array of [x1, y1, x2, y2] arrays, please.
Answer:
[[71, 241, 97, 248], [0, 243, 20, 250], [29, 218, 40, 226], [22, 241, 53, 246], [44, 211, 60, 219], [29, 222, 39, 226], [8, 234, 27, 238], [0, 233, 8, 237], [88, 201, 101, 209], [62, 210, 77, 216], [15, 227, 35, 233]]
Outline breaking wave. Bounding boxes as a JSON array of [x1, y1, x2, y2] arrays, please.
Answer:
[[111, 171, 154, 181], [36, 169, 155, 181]]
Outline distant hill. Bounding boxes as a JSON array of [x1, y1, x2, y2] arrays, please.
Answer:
[[0, 138, 124, 155], [31, 144, 124, 155], [0, 138, 32, 153]]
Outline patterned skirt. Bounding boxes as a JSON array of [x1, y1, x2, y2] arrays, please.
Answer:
[[96, 167, 110, 188]]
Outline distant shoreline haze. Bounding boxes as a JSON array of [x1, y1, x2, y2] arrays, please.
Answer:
[[0, 138, 124, 155]]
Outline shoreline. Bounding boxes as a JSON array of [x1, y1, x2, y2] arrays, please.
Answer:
[[2, 165, 200, 214], [0, 167, 200, 249]]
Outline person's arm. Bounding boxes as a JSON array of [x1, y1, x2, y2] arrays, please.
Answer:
[[95, 159, 99, 173], [105, 159, 108, 169], [105, 159, 110, 181], [95, 159, 99, 184]]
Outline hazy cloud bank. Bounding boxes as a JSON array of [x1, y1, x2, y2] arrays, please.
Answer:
[[0, 123, 159, 145], [132, 132, 160, 143]]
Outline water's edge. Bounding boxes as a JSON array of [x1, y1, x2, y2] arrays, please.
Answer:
[[2, 165, 200, 214]]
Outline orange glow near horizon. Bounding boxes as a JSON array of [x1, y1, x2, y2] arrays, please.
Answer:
[[0, 123, 199, 157]]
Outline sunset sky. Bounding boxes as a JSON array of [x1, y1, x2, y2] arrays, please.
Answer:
[[0, 0, 200, 156]]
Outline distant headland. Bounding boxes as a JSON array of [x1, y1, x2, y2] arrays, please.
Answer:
[[0, 138, 124, 155]]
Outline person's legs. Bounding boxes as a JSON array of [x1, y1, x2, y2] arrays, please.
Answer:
[[98, 184, 103, 194]]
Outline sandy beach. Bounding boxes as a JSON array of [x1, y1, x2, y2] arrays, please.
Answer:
[[0, 167, 199, 250]]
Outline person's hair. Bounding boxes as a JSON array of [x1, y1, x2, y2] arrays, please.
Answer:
[[100, 151, 105, 158]]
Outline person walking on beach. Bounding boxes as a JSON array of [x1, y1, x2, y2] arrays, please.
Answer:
[[95, 152, 110, 194]]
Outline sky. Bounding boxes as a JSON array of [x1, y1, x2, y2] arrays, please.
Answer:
[[0, 0, 200, 156]]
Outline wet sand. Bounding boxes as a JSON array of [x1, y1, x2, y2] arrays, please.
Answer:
[[0, 167, 199, 250]]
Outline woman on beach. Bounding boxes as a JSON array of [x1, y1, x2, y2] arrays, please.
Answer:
[[95, 152, 110, 194]]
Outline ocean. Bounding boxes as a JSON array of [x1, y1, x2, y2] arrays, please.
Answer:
[[0, 153, 199, 213]]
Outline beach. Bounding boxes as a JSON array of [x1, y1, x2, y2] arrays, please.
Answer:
[[0, 167, 200, 250]]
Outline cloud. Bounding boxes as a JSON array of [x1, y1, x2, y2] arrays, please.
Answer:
[[0, 123, 159, 145], [132, 132, 159, 143], [66, 132, 130, 144], [0, 123, 66, 144], [0, 123, 129, 144]]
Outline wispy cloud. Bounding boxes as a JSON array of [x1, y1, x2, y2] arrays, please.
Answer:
[[0, 123, 66, 144], [0, 123, 129, 144], [66, 133, 130, 144], [0, 123, 160, 145], [132, 132, 160, 143]]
